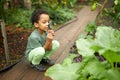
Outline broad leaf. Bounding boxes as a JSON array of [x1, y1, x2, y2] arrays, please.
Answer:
[[95, 26, 120, 52], [45, 63, 81, 80], [82, 59, 106, 79], [76, 39, 95, 57], [106, 69, 120, 80]]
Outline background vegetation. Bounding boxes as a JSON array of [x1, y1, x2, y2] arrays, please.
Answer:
[[0, 0, 77, 29]]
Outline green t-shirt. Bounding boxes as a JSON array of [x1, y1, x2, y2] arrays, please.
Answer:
[[25, 29, 47, 57]]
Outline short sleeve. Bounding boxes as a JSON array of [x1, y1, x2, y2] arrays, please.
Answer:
[[28, 36, 42, 49]]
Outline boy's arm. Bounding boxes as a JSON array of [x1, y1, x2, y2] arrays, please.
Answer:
[[43, 30, 54, 50], [43, 38, 52, 50]]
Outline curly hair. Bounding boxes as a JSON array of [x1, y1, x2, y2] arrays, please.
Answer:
[[31, 9, 49, 25]]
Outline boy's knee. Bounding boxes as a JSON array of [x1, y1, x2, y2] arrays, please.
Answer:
[[34, 47, 45, 56], [28, 47, 45, 61], [52, 40, 60, 49]]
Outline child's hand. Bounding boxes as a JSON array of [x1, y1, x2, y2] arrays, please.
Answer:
[[44, 30, 54, 50], [47, 30, 54, 40], [48, 30, 55, 36], [47, 33, 53, 40]]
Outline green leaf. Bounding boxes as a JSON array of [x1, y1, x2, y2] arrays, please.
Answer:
[[106, 69, 120, 80], [91, 2, 97, 11], [76, 39, 95, 57], [95, 26, 120, 52], [45, 63, 81, 80], [62, 58, 72, 66], [114, 0, 119, 5], [102, 50, 120, 68], [100, 69, 120, 80], [83, 60, 105, 77], [85, 21, 97, 33], [62, 54, 77, 66]]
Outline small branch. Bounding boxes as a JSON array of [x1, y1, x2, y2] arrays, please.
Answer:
[[100, 0, 108, 12]]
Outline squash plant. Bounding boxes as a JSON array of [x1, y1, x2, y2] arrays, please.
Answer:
[[45, 26, 120, 80]]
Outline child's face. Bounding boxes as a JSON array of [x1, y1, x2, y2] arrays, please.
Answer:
[[34, 14, 50, 33]]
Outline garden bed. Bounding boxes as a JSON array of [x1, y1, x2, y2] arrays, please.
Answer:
[[0, 26, 32, 71]]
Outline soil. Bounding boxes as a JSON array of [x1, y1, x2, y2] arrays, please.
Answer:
[[0, 25, 33, 71]]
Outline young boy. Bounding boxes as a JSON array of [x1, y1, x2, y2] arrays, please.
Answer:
[[25, 9, 60, 71]]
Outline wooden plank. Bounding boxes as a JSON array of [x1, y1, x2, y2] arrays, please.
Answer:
[[0, 58, 30, 80], [42, 76, 52, 80], [21, 68, 44, 80]]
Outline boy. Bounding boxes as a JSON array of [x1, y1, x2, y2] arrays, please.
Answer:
[[25, 9, 60, 71]]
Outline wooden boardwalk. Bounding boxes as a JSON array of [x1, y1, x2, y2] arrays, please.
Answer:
[[0, 6, 100, 80]]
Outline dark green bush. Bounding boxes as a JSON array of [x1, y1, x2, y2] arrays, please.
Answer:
[[6, 8, 34, 28]]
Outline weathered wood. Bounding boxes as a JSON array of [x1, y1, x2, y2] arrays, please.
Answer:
[[20, 68, 44, 80], [0, 20, 10, 65], [0, 58, 29, 80]]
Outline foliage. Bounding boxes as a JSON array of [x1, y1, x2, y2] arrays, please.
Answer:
[[65, 0, 77, 8], [104, 0, 120, 25], [77, 26, 120, 64], [90, 0, 100, 11], [45, 54, 80, 80], [32, 0, 77, 8], [85, 0, 100, 11], [32, 0, 76, 26], [45, 26, 120, 80], [89, 0, 120, 26], [77, 21, 97, 40], [0, 0, 7, 19], [6, 8, 34, 28], [84, 21, 97, 35], [47, 7, 76, 25], [2, 0, 77, 28], [45, 63, 80, 80]]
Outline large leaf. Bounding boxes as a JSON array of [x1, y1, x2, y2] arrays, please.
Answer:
[[62, 54, 77, 66], [106, 69, 120, 80], [76, 39, 95, 57], [101, 50, 120, 68], [45, 63, 81, 80], [81, 59, 106, 79], [101, 69, 120, 80], [95, 26, 120, 52]]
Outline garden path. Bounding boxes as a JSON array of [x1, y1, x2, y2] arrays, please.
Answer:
[[0, 6, 100, 80]]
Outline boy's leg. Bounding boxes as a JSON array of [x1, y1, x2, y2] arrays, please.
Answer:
[[28, 47, 46, 71], [43, 40, 60, 59], [28, 40, 59, 67], [28, 47, 45, 65]]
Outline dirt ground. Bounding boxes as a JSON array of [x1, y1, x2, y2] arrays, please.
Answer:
[[0, 26, 33, 71]]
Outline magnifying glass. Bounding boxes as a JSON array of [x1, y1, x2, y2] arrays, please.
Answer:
[[48, 21, 52, 30]]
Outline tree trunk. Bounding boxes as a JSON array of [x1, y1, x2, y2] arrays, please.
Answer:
[[23, 0, 31, 10]]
